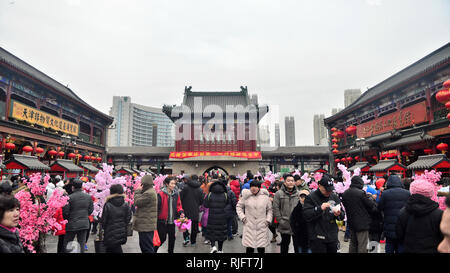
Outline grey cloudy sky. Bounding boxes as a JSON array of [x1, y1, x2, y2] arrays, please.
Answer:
[[1, 0, 449, 146]]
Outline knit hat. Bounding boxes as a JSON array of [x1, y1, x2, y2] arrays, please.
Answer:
[[409, 180, 434, 199], [375, 178, 385, 190]]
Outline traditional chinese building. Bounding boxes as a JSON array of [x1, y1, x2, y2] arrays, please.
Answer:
[[162, 86, 269, 175], [0, 47, 113, 174], [324, 42, 450, 177]]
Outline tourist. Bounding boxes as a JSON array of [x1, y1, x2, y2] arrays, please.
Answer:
[[223, 179, 237, 241], [272, 173, 299, 253], [438, 195, 450, 253], [180, 174, 204, 246], [100, 184, 132, 253], [342, 176, 378, 253], [377, 175, 410, 253], [0, 195, 23, 253], [229, 175, 241, 236], [62, 179, 94, 253], [133, 175, 158, 253], [303, 174, 345, 253], [396, 180, 443, 253], [0, 182, 12, 196], [155, 176, 184, 253], [204, 180, 229, 253], [294, 175, 309, 192], [241, 171, 254, 190], [290, 189, 311, 253], [268, 180, 280, 243], [236, 180, 273, 253]]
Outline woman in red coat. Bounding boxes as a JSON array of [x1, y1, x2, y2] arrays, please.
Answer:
[[53, 207, 66, 253]]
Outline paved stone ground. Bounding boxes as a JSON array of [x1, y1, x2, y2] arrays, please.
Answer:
[[45, 223, 385, 253]]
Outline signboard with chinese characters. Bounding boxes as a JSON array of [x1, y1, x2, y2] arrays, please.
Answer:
[[357, 101, 428, 138], [10, 100, 79, 136], [169, 151, 261, 159]]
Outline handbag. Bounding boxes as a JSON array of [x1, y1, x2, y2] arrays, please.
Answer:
[[153, 230, 161, 247], [94, 224, 107, 253]]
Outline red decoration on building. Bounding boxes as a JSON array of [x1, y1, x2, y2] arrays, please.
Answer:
[[345, 125, 357, 136], [90, 156, 96, 161], [5, 142, 15, 152], [346, 156, 353, 162], [84, 155, 91, 161], [48, 150, 57, 157], [331, 127, 337, 132], [332, 138, 338, 143], [401, 151, 411, 157], [424, 148, 433, 155], [35, 147, 44, 154], [446, 101, 450, 110], [96, 157, 102, 162], [332, 149, 339, 154], [331, 132, 338, 138], [437, 143, 448, 154], [372, 156, 378, 160], [332, 143, 338, 149], [336, 130, 345, 138], [22, 146, 33, 153], [335, 159, 340, 163], [443, 79, 450, 88], [436, 89, 450, 104], [169, 151, 262, 159], [68, 153, 76, 159], [58, 151, 65, 158], [355, 156, 360, 161]]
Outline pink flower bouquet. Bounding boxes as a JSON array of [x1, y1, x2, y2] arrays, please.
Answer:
[[174, 217, 192, 232]]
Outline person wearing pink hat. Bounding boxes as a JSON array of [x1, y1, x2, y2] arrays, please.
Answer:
[[395, 180, 443, 253]]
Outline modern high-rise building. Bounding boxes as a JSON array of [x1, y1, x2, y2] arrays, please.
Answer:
[[274, 123, 280, 147], [313, 114, 328, 146], [344, 89, 362, 107], [107, 96, 175, 147], [331, 108, 343, 116], [285, 116, 295, 147], [258, 124, 271, 147]]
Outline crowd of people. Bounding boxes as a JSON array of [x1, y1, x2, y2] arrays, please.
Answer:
[[0, 169, 449, 254]]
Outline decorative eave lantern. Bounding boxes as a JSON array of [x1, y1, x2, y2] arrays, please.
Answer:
[[84, 155, 91, 161], [68, 153, 76, 159], [437, 143, 448, 154], [48, 149, 58, 158], [332, 143, 338, 149], [5, 142, 15, 153], [331, 127, 337, 132], [58, 151, 65, 158], [346, 156, 353, 163], [332, 149, 339, 154], [345, 125, 357, 136], [445, 101, 450, 110], [436, 80, 450, 104], [332, 138, 339, 143], [424, 148, 433, 155], [35, 147, 44, 155], [96, 157, 102, 162], [336, 130, 345, 139], [22, 145, 33, 153], [335, 158, 340, 163], [355, 155, 360, 161]]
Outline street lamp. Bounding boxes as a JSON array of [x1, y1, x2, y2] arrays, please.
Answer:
[[61, 134, 76, 159], [355, 138, 366, 162]]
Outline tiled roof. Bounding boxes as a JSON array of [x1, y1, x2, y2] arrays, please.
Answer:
[[0, 47, 113, 122], [118, 167, 135, 174], [347, 145, 371, 155], [369, 159, 406, 172], [407, 154, 449, 170], [325, 42, 450, 124], [79, 161, 100, 173], [51, 159, 83, 172], [348, 162, 370, 171], [365, 131, 401, 143], [382, 132, 434, 149], [5, 155, 50, 170], [260, 146, 330, 156]]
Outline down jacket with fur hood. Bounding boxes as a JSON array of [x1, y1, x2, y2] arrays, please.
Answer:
[[236, 188, 273, 248], [100, 194, 132, 247]]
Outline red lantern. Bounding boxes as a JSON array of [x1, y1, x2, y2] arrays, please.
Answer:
[[346, 156, 353, 162], [345, 125, 357, 136], [331, 132, 338, 138], [336, 131, 345, 139], [332, 138, 338, 143], [84, 155, 91, 161], [372, 155, 377, 160], [48, 150, 57, 157], [332, 143, 338, 149], [447, 113, 450, 120], [335, 159, 340, 163], [437, 143, 448, 154], [355, 156, 360, 161], [96, 157, 102, 162], [331, 127, 337, 132], [35, 147, 44, 154], [436, 89, 450, 104], [90, 156, 96, 161], [5, 142, 15, 152], [424, 148, 433, 155], [68, 153, 76, 159], [58, 151, 65, 158], [401, 151, 411, 157], [332, 149, 339, 154], [446, 101, 450, 110], [22, 146, 33, 153], [443, 79, 450, 88]]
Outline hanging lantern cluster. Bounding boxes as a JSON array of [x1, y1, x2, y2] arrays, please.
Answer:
[[401, 151, 411, 162], [437, 79, 450, 129], [345, 125, 357, 137], [331, 127, 344, 155], [437, 143, 448, 154]]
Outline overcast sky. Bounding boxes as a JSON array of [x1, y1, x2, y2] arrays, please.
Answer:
[[1, 0, 449, 146]]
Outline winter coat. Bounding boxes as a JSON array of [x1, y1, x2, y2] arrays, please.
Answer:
[[229, 180, 241, 200], [63, 188, 94, 232], [241, 179, 253, 191], [342, 178, 378, 232], [377, 175, 410, 239], [296, 181, 310, 193], [53, 207, 66, 236], [396, 194, 443, 253], [180, 179, 204, 222], [133, 185, 158, 232], [236, 188, 272, 248], [224, 185, 237, 219], [290, 201, 309, 249], [0, 226, 24, 253], [303, 189, 345, 243], [204, 181, 229, 242], [100, 194, 132, 247], [158, 187, 184, 224], [272, 184, 299, 235]]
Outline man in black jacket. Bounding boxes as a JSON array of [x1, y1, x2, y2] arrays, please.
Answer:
[[342, 176, 378, 253], [180, 174, 205, 246], [63, 179, 94, 253], [303, 174, 345, 253]]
